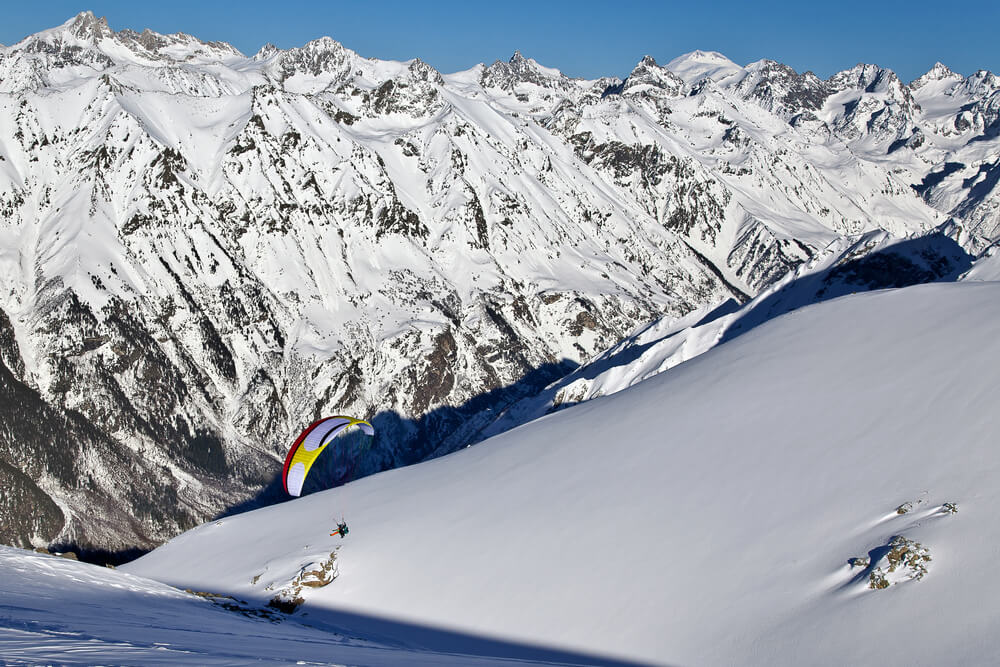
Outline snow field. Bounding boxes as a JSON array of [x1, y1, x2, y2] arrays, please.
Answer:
[[125, 283, 1000, 665]]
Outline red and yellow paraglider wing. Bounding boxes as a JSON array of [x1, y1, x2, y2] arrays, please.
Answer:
[[281, 416, 373, 497]]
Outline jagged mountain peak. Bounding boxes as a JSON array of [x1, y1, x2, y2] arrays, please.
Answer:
[[265, 35, 359, 85], [14, 11, 114, 52], [66, 10, 113, 41], [817, 62, 922, 146], [118, 28, 243, 62], [735, 59, 833, 115], [628, 54, 666, 76], [481, 50, 569, 90], [909, 62, 963, 91], [826, 63, 917, 122], [507, 50, 560, 77], [925, 61, 960, 80], [963, 69, 1000, 96], [253, 42, 281, 61], [298, 35, 348, 53], [622, 54, 685, 97], [12, 11, 243, 66], [830, 62, 903, 90], [744, 58, 829, 92], [271, 34, 354, 66], [745, 58, 797, 76], [406, 57, 444, 84]]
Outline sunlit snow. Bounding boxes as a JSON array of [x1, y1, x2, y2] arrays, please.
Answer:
[[110, 284, 1000, 665]]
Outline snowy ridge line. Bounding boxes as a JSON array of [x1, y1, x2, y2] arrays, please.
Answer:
[[481, 223, 975, 435]]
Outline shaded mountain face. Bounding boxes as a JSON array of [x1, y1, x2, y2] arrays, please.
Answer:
[[481, 228, 978, 435], [0, 12, 997, 554]]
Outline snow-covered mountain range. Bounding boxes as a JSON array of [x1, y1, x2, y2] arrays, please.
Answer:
[[2, 11, 998, 556], [5, 281, 999, 665]]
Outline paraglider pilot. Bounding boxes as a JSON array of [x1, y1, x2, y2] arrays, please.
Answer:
[[331, 521, 349, 538]]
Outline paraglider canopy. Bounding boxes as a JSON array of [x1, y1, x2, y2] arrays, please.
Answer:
[[282, 416, 374, 497]]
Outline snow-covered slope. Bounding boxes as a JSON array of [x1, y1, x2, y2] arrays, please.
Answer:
[[0, 546, 614, 665], [123, 282, 1000, 665], [483, 226, 975, 426], [2, 11, 999, 555]]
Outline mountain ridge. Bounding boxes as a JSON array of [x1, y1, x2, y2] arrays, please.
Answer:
[[1, 12, 998, 555]]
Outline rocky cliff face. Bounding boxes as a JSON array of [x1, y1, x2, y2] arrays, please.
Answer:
[[1, 12, 997, 555]]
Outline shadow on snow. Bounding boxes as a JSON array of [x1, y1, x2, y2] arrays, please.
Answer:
[[716, 231, 974, 346], [285, 603, 659, 666], [229, 231, 975, 518], [55, 232, 975, 568], [537, 231, 974, 416], [218, 358, 578, 518]]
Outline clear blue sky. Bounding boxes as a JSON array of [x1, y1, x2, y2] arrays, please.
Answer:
[[2, 1, 996, 83]]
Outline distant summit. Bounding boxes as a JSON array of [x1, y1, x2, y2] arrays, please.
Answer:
[[665, 49, 744, 84], [10, 10, 243, 64]]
